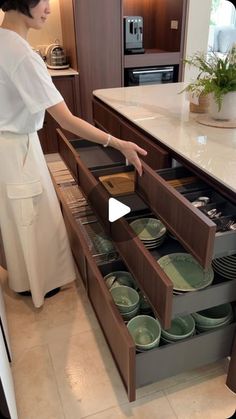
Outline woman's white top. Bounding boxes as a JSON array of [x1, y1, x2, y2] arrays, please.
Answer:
[[0, 28, 63, 134]]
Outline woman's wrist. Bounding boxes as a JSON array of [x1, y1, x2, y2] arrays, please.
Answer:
[[103, 134, 123, 151]]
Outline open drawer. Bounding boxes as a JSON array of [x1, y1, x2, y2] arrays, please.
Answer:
[[135, 162, 236, 268], [56, 131, 236, 328], [48, 165, 236, 401]]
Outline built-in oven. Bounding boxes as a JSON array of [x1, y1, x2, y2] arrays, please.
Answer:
[[124, 65, 178, 86]]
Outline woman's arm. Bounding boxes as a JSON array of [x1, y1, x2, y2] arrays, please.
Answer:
[[47, 101, 147, 176]]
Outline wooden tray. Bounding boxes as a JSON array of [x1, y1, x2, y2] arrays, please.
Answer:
[[99, 172, 135, 196]]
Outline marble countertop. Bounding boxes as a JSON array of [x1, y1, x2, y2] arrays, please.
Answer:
[[93, 83, 236, 193]]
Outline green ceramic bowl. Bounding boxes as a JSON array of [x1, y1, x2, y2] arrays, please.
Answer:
[[192, 303, 233, 327], [110, 286, 140, 313], [104, 271, 137, 290], [121, 304, 140, 321], [127, 315, 161, 350], [161, 315, 195, 341]]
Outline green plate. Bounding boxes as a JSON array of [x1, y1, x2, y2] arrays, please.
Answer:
[[130, 218, 166, 241], [157, 253, 214, 292]]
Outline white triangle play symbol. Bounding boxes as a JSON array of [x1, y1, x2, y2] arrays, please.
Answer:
[[108, 198, 131, 222]]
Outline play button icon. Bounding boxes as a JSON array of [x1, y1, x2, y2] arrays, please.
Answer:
[[108, 198, 131, 222]]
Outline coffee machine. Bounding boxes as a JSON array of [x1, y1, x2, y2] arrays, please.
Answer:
[[124, 16, 145, 54]]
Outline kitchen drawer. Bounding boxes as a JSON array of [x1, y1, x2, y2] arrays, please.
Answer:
[[136, 322, 236, 388], [56, 133, 236, 329], [120, 122, 171, 170], [93, 100, 121, 138], [135, 162, 236, 268], [49, 156, 236, 402]]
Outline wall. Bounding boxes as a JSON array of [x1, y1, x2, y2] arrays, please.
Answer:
[[0, 0, 212, 80], [183, 0, 212, 82], [0, 0, 62, 48]]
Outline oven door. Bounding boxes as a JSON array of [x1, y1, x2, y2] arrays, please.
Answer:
[[125, 66, 174, 86]]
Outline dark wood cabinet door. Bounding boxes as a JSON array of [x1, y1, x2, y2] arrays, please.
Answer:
[[73, 0, 122, 122]]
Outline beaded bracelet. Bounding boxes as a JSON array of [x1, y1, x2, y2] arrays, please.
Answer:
[[103, 134, 112, 147]]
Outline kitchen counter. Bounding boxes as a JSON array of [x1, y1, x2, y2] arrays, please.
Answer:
[[48, 67, 79, 77], [93, 83, 236, 194]]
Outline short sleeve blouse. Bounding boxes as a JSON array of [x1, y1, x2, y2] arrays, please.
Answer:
[[0, 28, 63, 134]]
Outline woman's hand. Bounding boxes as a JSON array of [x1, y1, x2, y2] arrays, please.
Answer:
[[115, 139, 147, 176]]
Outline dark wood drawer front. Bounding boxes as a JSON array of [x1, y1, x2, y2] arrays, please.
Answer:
[[120, 123, 170, 170], [136, 162, 216, 268], [86, 260, 136, 402], [57, 129, 78, 181], [93, 100, 121, 137], [136, 322, 236, 388], [111, 218, 173, 328]]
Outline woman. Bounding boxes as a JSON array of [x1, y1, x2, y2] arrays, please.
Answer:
[[0, 0, 147, 307]]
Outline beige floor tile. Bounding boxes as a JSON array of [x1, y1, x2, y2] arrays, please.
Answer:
[[82, 391, 177, 419], [165, 374, 236, 419], [12, 345, 65, 419], [4, 279, 99, 361], [48, 328, 128, 419]]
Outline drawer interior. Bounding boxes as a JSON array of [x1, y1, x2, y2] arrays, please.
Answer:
[[70, 138, 125, 170], [157, 166, 236, 234]]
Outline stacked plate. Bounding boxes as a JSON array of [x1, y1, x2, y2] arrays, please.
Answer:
[[161, 315, 195, 344], [130, 217, 166, 249], [212, 255, 236, 280], [157, 253, 214, 292], [192, 303, 234, 332]]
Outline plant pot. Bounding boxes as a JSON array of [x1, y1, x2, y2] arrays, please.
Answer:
[[209, 92, 236, 121], [189, 93, 209, 114]]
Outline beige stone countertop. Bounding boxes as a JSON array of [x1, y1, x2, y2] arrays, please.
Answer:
[[93, 83, 236, 194], [48, 67, 79, 77]]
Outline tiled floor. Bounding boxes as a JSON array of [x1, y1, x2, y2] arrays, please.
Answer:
[[1, 266, 236, 419]]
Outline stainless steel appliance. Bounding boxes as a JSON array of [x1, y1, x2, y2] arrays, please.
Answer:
[[124, 16, 144, 54], [124, 66, 177, 86], [46, 44, 69, 70]]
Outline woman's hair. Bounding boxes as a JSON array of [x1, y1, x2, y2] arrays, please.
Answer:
[[0, 0, 40, 17]]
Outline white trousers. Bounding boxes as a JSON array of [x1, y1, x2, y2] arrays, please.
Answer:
[[0, 131, 76, 307]]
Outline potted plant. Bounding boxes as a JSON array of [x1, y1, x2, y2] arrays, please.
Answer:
[[183, 46, 236, 120]]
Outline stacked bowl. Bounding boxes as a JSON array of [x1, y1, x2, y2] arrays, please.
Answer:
[[110, 285, 140, 321], [192, 303, 234, 332], [127, 315, 161, 351], [104, 270, 138, 290], [130, 217, 166, 249], [161, 315, 195, 344]]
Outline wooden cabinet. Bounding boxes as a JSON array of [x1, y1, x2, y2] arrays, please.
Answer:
[[59, 0, 188, 122], [38, 75, 80, 153], [59, 0, 122, 123], [51, 125, 236, 402]]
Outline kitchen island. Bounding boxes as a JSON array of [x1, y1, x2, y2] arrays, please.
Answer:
[[93, 83, 236, 196], [91, 82, 236, 398]]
